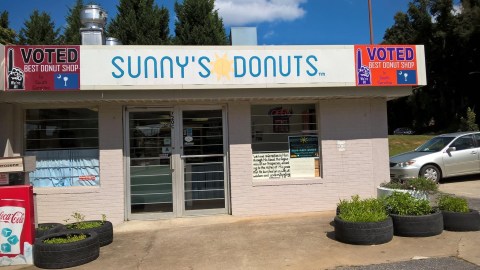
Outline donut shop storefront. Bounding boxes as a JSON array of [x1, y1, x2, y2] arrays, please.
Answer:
[[0, 44, 426, 224]]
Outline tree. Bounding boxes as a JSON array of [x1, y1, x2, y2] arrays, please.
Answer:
[[174, 0, 228, 45], [383, 0, 480, 133], [459, 107, 479, 131], [18, 10, 60, 45], [108, 0, 170, 45], [63, 0, 84, 45], [0, 11, 17, 44]]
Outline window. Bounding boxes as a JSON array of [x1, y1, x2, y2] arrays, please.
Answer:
[[251, 104, 320, 179], [450, 135, 475, 151], [25, 108, 99, 187]]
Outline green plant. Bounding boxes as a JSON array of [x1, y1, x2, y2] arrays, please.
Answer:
[[64, 212, 106, 230], [337, 195, 388, 223], [43, 234, 87, 244], [437, 194, 469, 213], [405, 177, 438, 193], [384, 192, 433, 215], [380, 177, 438, 193], [380, 181, 405, 189], [37, 224, 55, 231]]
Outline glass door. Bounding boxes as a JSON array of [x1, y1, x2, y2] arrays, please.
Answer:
[[181, 108, 228, 214], [127, 109, 175, 218]]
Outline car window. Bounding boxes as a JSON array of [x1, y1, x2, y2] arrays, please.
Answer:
[[416, 137, 455, 152], [474, 134, 480, 147], [450, 135, 475, 151]]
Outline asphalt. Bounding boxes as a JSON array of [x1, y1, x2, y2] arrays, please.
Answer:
[[3, 179, 480, 270]]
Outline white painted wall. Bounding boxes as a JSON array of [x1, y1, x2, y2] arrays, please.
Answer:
[[228, 98, 389, 216]]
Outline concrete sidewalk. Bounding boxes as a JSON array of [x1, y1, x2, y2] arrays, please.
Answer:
[[5, 210, 480, 270]]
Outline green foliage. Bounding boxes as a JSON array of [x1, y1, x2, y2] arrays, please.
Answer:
[[62, 0, 84, 45], [381, 177, 438, 193], [384, 0, 480, 134], [405, 177, 439, 192], [337, 195, 388, 223], [64, 212, 106, 230], [0, 11, 17, 44], [37, 225, 55, 231], [43, 233, 87, 244], [174, 0, 228, 45], [459, 107, 479, 131], [384, 192, 433, 216], [380, 181, 405, 189], [437, 194, 469, 213], [18, 10, 60, 45], [108, 0, 170, 45]]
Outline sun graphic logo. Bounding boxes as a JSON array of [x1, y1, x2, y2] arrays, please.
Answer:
[[210, 53, 233, 81], [300, 137, 309, 144]]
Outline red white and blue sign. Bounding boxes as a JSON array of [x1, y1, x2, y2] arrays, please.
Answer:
[[4, 46, 80, 91], [355, 45, 418, 86]]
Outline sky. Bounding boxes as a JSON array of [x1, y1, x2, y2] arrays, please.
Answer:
[[1, 0, 411, 45]]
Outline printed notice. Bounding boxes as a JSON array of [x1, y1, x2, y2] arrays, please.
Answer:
[[289, 136, 319, 158], [290, 158, 315, 177], [253, 152, 291, 179]]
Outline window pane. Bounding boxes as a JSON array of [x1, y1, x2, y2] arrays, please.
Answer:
[[251, 104, 320, 179], [251, 104, 317, 153], [25, 108, 99, 187]]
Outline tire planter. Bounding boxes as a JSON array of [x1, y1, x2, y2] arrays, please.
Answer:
[[35, 223, 66, 239], [442, 209, 480, 231], [34, 231, 99, 269], [334, 216, 394, 245], [64, 220, 113, 247], [390, 211, 443, 237]]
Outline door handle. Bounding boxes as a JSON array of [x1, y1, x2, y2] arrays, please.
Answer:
[[169, 155, 175, 173], [471, 151, 477, 155]]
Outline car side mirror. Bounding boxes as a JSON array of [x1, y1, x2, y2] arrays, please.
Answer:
[[446, 146, 456, 152]]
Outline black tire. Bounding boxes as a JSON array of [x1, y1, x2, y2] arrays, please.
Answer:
[[419, 164, 441, 183], [35, 223, 66, 239], [390, 211, 443, 237], [442, 209, 480, 231], [64, 221, 113, 247], [34, 231, 99, 269], [334, 216, 394, 245]]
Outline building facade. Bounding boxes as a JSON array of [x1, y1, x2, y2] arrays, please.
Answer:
[[0, 45, 426, 225]]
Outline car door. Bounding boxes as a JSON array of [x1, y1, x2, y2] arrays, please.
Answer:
[[474, 133, 480, 173], [443, 135, 478, 176]]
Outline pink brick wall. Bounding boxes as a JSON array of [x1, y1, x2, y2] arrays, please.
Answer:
[[34, 104, 125, 225], [228, 99, 390, 216]]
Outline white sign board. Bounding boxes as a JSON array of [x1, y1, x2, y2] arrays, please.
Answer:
[[81, 46, 356, 89], [0, 157, 24, 173]]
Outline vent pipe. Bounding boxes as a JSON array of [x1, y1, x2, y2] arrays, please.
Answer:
[[80, 5, 107, 45]]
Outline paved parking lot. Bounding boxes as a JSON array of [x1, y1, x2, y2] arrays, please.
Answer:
[[439, 174, 480, 210]]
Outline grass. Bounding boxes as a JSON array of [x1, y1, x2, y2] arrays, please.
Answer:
[[388, 135, 434, 157]]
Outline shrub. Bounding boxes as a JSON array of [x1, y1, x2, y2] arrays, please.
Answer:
[[384, 192, 433, 215], [437, 194, 469, 213], [37, 224, 55, 231], [406, 177, 438, 193], [64, 212, 106, 230], [43, 233, 87, 244], [380, 177, 438, 193], [337, 195, 388, 223]]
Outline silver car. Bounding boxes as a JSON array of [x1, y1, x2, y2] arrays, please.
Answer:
[[390, 131, 480, 183]]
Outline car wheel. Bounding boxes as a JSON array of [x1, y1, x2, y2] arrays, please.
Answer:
[[420, 165, 441, 183]]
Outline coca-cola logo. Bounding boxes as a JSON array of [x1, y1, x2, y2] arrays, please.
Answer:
[[0, 211, 25, 224]]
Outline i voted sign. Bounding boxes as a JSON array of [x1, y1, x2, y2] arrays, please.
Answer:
[[355, 45, 418, 86]]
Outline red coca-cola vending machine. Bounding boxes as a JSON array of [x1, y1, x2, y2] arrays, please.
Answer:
[[0, 186, 35, 266], [0, 156, 36, 266]]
